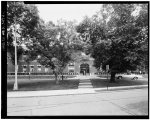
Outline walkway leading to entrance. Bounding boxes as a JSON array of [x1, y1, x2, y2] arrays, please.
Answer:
[[78, 79, 93, 89], [77, 75, 93, 89], [70, 75, 104, 89], [71, 75, 101, 80]]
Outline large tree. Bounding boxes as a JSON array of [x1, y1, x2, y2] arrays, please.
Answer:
[[27, 20, 78, 84], [105, 4, 148, 82], [7, 1, 39, 65], [77, 4, 148, 82]]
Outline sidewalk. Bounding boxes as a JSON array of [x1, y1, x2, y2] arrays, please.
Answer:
[[7, 89, 95, 98], [7, 84, 148, 98]]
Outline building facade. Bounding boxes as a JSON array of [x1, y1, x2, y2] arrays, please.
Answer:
[[7, 52, 15, 72], [7, 52, 98, 75]]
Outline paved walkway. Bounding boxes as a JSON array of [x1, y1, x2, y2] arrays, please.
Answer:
[[76, 75, 106, 89], [78, 79, 93, 89], [70, 75, 106, 80], [78, 75, 93, 89]]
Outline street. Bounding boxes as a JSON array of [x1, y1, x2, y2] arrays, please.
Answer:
[[7, 88, 148, 116]]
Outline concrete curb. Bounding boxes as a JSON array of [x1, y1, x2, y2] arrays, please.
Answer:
[[7, 85, 148, 98], [7, 89, 95, 98]]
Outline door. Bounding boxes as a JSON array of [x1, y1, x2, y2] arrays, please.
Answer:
[[80, 63, 89, 75]]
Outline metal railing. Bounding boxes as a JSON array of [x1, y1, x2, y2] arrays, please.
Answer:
[[7, 72, 78, 80], [7, 72, 79, 75]]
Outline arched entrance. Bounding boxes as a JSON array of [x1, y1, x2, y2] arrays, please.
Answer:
[[80, 63, 90, 75]]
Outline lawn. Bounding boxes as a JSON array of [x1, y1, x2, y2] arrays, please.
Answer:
[[7, 79, 79, 91], [91, 78, 148, 88], [142, 74, 148, 78]]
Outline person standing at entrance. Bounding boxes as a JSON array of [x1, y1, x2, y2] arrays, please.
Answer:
[[84, 70, 86, 75]]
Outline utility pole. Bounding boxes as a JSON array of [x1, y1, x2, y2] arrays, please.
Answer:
[[13, 17, 18, 90], [106, 65, 109, 90]]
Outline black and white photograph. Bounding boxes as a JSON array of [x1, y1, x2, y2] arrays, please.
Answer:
[[2, 1, 149, 118]]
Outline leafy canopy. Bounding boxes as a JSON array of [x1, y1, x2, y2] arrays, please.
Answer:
[[7, 1, 39, 65], [76, 4, 148, 74], [27, 20, 80, 74]]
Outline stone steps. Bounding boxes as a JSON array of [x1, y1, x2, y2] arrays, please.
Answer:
[[78, 86, 93, 88], [79, 82, 92, 85], [78, 79, 93, 89]]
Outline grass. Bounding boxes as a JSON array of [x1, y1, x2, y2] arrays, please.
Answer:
[[91, 78, 148, 88], [142, 74, 148, 78], [7, 79, 79, 92]]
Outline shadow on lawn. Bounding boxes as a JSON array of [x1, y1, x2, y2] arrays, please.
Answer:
[[91, 78, 148, 88], [7, 80, 79, 92]]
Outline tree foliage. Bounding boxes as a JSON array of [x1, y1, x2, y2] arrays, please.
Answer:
[[105, 4, 148, 73], [27, 20, 79, 83], [77, 4, 148, 82], [7, 1, 39, 65]]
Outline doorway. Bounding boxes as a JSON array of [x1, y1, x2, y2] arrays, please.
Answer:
[[80, 63, 90, 75]]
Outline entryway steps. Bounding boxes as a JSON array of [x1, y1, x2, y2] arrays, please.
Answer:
[[78, 79, 93, 89], [79, 79, 90, 82], [78, 87, 93, 89], [79, 82, 92, 85]]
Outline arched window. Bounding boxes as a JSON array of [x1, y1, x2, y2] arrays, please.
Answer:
[[30, 65, 34, 72], [37, 65, 41, 72]]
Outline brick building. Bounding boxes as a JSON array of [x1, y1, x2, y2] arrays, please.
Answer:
[[7, 52, 98, 75], [7, 52, 15, 72]]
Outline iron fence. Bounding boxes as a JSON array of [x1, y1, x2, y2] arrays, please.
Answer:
[[7, 72, 79, 75], [7, 72, 78, 80]]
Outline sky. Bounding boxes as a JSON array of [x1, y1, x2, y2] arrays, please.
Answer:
[[36, 4, 102, 24]]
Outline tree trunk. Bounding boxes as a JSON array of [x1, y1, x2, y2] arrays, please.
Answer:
[[61, 73, 64, 81], [110, 72, 116, 83], [54, 72, 59, 84], [28, 63, 30, 80]]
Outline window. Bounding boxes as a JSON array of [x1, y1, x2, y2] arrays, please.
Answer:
[[45, 67, 49, 72], [68, 62, 75, 72], [68, 66, 75, 73], [30, 65, 34, 72], [23, 65, 27, 72], [68, 62, 75, 66], [37, 65, 41, 72], [69, 69, 74, 73], [21, 55, 27, 62]]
